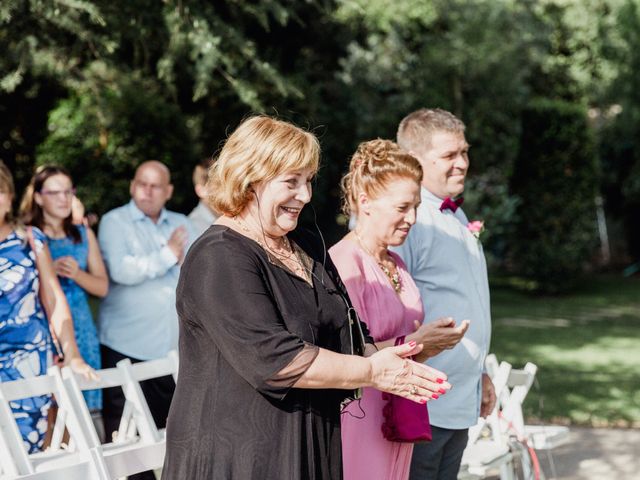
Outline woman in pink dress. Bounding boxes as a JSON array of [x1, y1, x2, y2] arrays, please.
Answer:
[[330, 139, 456, 480]]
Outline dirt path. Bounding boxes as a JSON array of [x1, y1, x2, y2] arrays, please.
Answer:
[[535, 427, 640, 479]]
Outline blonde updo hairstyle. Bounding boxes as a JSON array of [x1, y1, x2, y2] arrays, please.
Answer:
[[207, 116, 320, 217], [341, 139, 422, 216]]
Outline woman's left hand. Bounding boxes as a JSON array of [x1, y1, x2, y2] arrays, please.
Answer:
[[65, 356, 100, 381]]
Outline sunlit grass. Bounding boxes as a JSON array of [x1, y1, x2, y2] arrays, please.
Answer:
[[490, 275, 640, 427]]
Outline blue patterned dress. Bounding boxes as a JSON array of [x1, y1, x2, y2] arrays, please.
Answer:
[[47, 225, 102, 411], [0, 227, 53, 453]]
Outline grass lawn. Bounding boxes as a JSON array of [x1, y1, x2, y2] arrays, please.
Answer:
[[489, 274, 640, 427]]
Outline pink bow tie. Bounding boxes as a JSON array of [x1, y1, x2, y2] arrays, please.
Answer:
[[439, 197, 464, 213]]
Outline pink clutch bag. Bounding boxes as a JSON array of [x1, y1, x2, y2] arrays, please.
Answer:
[[380, 336, 432, 443]]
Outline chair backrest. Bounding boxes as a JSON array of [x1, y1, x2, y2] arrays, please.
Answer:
[[62, 350, 178, 445], [0, 367, 94, 477], [129, 350, 178, 384], [60, 352, 179, 479], [484, 353, 500, 378], [467, 358, 513, 445], [62, 360, 161, 447], [500, 362, 538, 435]]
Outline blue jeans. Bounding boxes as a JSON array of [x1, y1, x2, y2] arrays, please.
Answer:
[[409, 426, 469, 480]]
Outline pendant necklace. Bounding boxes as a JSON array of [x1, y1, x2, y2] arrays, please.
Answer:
[[353, 230, 402, 293], [234, 216, 310, 283]]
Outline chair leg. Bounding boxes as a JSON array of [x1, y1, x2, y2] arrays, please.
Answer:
[[499, 458, 516, 480], [89, 445, 112, 480]]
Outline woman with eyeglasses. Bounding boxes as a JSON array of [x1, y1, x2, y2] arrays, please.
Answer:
[[0, 161, 96, 452], [20, 165, 108, 413]]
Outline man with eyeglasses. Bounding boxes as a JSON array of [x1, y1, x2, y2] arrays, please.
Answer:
[[97, 160, 196, 479]]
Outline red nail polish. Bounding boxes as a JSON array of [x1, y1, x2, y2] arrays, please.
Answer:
[[438, 388, 447, 394], [432, 394, 439, 400], [420, 399, 427, 404], [436, 378, 444, 384], [409, 341, 416, 347]]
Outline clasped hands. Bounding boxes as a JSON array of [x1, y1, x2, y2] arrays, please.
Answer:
[[168, 226, 188, 264], [53, 255, 80, 279]]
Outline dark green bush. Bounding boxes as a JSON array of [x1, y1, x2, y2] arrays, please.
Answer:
[[510, 99, 599, 292]]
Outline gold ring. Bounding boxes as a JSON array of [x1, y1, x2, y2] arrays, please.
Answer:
[[410, 385, 418, 395]]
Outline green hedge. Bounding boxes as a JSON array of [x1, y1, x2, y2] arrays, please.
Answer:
[[510, 99, 599, 292]]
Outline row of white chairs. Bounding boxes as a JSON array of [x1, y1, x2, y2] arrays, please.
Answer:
[[459, 354, 570, 480], [0, 351, 178, 480]]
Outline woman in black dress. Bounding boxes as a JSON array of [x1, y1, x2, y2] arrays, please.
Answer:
[[161, 116, 450, 480]]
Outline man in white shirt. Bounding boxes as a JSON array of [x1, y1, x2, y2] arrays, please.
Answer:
[[98, 161, 196, 479], [393, 109, 496, 480], [188, 158, 218, 236]]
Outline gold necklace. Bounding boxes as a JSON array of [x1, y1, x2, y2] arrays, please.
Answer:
[[353, 230, 402, 293], [234, 217, 310, 282], [234, 216, 292, 256]]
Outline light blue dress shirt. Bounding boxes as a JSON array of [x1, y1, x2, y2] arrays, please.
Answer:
[[188, 201, 218, 237], [98, 200, 197, 360], [392, 187, 491, 429]]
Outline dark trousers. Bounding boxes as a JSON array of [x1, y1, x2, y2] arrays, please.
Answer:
[[409, 426, 469, 480], [101, 344, 176, 480]]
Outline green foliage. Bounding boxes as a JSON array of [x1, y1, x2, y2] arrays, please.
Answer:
[[157, 1, 302, 109], [335, 0, 437, 32], [510, 99, 600, 291], [337, 0, 544, 160], [0, 0, 307, 108], [36, 75, 196, 214], [1, 0, 637, 272], [529, 0, 623, 102], [597, 0, 640, 259], [0, 0, 114, 91], [335, 0, 547, 253], [463, 169, 521, 270]]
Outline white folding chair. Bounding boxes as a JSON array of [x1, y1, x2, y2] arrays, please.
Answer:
[[461, 355, 516, 480], [499, 361, 569, 479], [7, 447, 110, 480], [0, 366, 107, 480], [500, 361, 569, 448], [113, 350, 178, 444], [61, 350, 178, 479]]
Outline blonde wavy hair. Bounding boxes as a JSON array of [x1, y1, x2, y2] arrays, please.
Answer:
[[207, 116, 320, 216], [341, 139, 422, 216]]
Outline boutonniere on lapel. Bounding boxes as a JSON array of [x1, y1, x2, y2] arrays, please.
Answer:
[[467, 220, 485, 240]]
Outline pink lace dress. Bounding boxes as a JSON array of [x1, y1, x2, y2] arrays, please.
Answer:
[[329, 238, 425, 480]]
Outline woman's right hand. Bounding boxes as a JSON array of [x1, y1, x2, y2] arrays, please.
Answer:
[[368, 341, 451, 404]]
